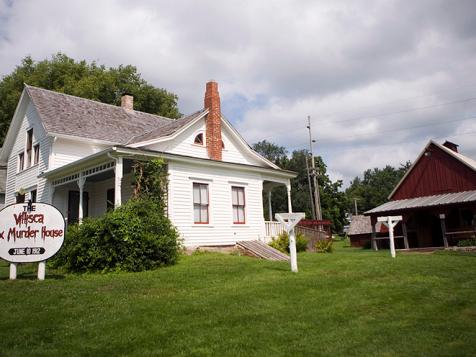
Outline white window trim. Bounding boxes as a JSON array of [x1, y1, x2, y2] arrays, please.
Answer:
[[230, 184, 247, 225], [191, 180, 212, 225]]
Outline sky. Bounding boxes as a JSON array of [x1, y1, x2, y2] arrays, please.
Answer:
[[1, 0, 476, 185]]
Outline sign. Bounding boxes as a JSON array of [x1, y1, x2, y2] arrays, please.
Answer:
[[0, 203, 65, 263], [275, 212, 305, 273]]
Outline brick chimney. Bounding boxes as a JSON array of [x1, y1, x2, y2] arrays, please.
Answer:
[[443, 140, 459, 153], [204, 81, 222, 160], [121, 94, 134, 111]]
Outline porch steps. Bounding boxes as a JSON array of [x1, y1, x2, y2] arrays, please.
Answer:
[[236, 240, 289, 261]]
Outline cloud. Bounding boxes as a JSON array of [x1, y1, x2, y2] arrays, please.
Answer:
[[0, 0, 475, 185]]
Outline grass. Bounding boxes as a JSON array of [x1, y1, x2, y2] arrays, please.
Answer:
[[1, 242, 475, 356]]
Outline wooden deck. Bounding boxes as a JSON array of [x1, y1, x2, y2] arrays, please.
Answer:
[[236, 240, 289, 261]]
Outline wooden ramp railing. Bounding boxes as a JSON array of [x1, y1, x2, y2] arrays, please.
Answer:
[[236, 240, 289, 261]]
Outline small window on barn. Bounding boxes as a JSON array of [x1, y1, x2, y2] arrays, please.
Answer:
[[194, 133, 204, 145]]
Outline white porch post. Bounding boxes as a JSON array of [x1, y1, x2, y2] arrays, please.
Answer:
[[77, 174, 86, 223], [286, 183, 293, 213], [268, 190, 273, 221], [402, 220, 410, 249], [114, 157, 123, 208]]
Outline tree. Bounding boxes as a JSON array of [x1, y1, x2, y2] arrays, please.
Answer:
[[253, 140, 349, 233], [345, 161, 412, 213], [0, 53, 181, 144]]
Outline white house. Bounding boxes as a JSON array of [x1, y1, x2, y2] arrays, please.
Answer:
[[0, 81, 296, 247]]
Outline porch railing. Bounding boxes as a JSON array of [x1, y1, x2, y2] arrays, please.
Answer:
[[265, 221, 285, 239]]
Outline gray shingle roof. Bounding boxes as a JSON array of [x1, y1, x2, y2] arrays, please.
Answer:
[[25, 85, 199, 144], [128, 109, 207, 144]]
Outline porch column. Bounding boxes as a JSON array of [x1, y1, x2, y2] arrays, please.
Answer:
[[114, 157, 123, 208], [371, 216, 378, 251], [268, 191, 273, 221], [439, 214, 449, 248], [286, 182, 293, 213], [402, 220, 409, 249], [77, 174, 86, 223]]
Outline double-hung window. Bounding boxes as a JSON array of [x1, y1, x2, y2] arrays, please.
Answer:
[[232, 186, 245, 224], [193, 183, 209, 223], [26, 128, 33, 168]]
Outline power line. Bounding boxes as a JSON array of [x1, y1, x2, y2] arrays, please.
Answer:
[[315, 96, 476, 126], [317, 115, 476, 143]]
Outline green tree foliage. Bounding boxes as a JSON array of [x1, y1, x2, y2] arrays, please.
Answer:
[[51, 198, 181, 273], [345, 162, 412, 213], [0, 53, 181, 144], [132, 158, 168, 207], [253, 141, 348, 233]]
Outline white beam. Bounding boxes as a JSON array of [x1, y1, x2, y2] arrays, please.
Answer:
[[114, 157, 123, 208], [77, 174, 86, 223], [286, 182, 292, 214], [268, 191, 273, 221]]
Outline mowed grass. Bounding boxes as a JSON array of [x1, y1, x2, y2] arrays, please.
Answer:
[[1, 243, 475, 356]]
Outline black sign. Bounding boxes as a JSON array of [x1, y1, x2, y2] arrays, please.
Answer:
[[8, 247, 45, 256]]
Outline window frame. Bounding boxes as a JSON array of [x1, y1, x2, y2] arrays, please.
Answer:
[[26, 128, 33, 168], [231, 186, 246, 224], [18, 152, 25, 172], [33, 144, 40, 165], [193, 182, 209, 224], [193, 133, 204, 146]]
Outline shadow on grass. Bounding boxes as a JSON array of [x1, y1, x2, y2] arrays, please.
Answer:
[[0, 273, 65, 280]]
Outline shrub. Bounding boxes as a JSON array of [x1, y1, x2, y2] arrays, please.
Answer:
[[51, 198, 181, 272], [269, 231, 308, 253], [457, 238, 476, 247], [315, 239, 333, 253]]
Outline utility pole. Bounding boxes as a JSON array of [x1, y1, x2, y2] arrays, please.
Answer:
[[307, 116, 322, 220], [305, 153, 316, 220]]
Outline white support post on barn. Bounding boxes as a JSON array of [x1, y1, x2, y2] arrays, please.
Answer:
[[371, 222, 378, 251], [402, 220, 409, 250], [275, 212, 305, 273], [9, 263, 17, 280], [114, 156, 123, 208], [268, 191, 273, 221], [77, 174, 86, 223], [378, 215, 403, 258], [439, 214, 449, 248]]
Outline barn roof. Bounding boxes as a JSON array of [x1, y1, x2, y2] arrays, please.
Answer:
[[389, 140, 476, 199], [366, 189, 476, 215]]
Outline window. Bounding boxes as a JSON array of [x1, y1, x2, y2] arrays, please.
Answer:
[[194, 133, 204, 145], [193, 183, 209, 223], [33, 144, 40, 165], [16, 193, 25, 203], [18, 152, 24, 172], [26, 128, 33, 168], [232, 186, 245, 224], [106, 188, 115, 211], [30, 189, 37, 203], [221, 140, 225, 149]]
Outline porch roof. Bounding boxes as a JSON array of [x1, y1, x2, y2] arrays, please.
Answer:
[[365, 190, 476, 216], [39, 146, 297, 181]]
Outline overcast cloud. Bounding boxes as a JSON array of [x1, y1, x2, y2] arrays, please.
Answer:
[[1, 0, 475, 185]]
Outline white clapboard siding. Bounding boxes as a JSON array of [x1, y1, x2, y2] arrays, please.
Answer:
[[144, 118, 264, 166], [168, 161, 266, 246], [5, 102, 48, 204], [52, 138, 108, 169]]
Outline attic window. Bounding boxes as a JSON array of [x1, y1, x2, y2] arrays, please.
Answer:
[[221, 140, 225, 149], [194, 133, 204, 145]]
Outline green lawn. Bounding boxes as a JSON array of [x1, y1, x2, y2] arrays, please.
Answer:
[[1, 243, 475, 356]]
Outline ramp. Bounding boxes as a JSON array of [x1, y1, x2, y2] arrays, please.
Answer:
[[236, 240, 289, 261]]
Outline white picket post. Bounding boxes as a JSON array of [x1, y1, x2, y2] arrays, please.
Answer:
[[9, 263, 17, 280], [38, 261, 46, 280]]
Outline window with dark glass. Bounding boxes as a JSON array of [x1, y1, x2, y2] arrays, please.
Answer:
[[26, 128, 33, 168], [193, 183, 209, 223], [16, 193, 25, 203], [30, 189, 37, 203], [194, 133, 204, 145], [232, 186, 245, 224], [33, 144, 40, 165], [18, 152, 24, 171]]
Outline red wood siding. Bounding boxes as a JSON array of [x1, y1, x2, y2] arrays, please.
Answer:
[[391, 143, 476, 200]]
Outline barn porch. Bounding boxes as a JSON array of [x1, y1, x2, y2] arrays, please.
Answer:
[[366, 190, 476, 250]]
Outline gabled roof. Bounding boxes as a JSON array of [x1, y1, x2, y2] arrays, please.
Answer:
[[388, 140, 476, 199], [25, 85, 180, 144]]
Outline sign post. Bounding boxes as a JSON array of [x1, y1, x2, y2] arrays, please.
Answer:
[[0, 202, 65, 280], [275, 212, 305, 272], [378, 215, 402, 258]]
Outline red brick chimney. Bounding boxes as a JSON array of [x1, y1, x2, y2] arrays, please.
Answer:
[[204, 81, 222, 160]]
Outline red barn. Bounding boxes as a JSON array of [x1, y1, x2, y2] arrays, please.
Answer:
[[366, 140, 476, 249]]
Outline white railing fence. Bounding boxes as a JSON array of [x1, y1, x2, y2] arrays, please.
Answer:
[[265, 221, 285, 240]]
